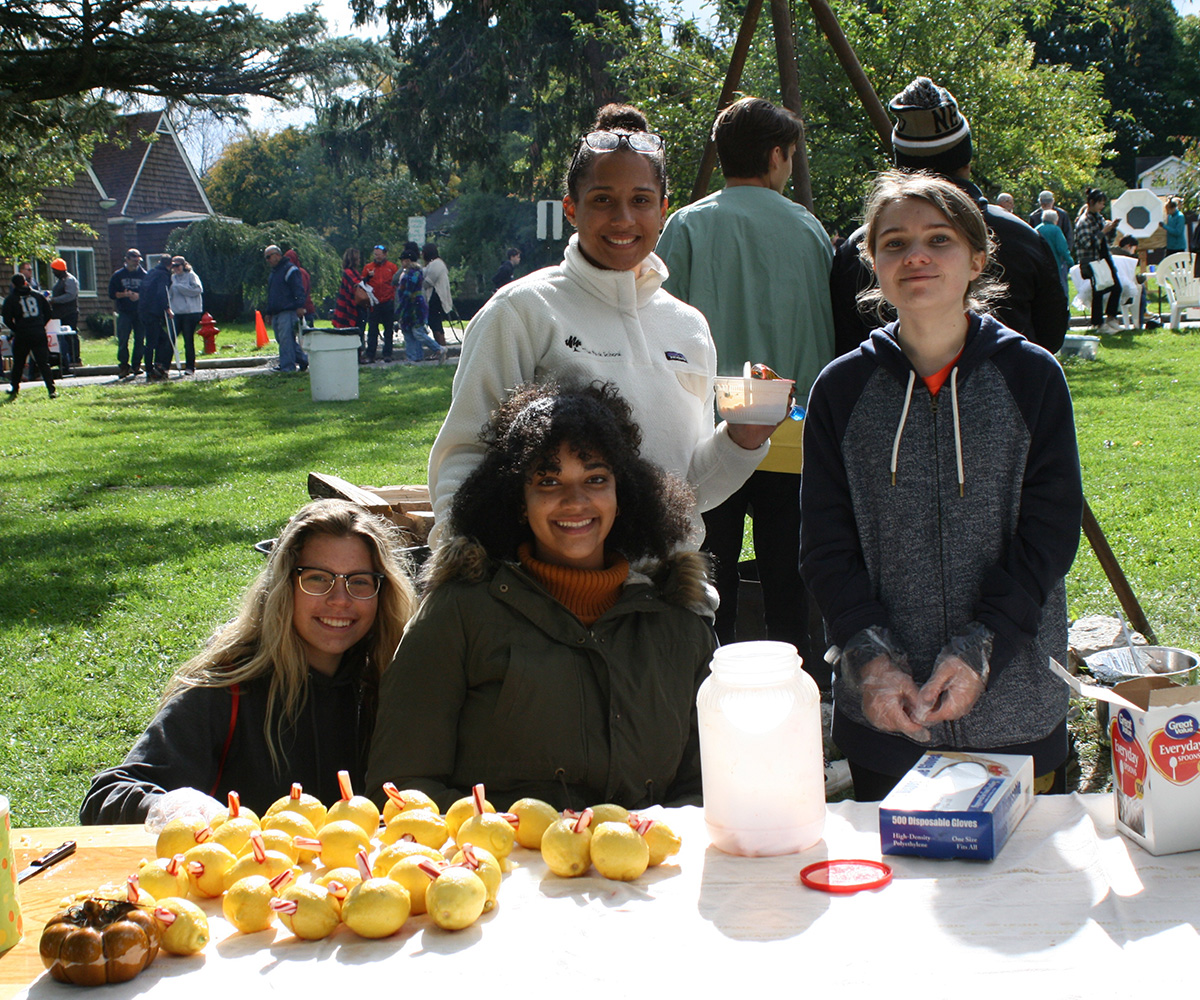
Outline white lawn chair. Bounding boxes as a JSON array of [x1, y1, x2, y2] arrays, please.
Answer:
[[1069, 255, 1141, 330], [1155, 253, 1200, 330]]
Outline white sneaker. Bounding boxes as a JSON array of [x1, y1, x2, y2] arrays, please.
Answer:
[[1099, 318, 1121, 334]]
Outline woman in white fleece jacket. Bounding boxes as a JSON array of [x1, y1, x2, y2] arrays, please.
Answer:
[[428, 104, 775, 548]]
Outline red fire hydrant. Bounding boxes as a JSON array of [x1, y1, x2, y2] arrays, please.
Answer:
[[198, 313, 220, 355]]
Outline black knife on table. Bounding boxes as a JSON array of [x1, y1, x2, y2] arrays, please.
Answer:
[[16, 840, 76, 883]]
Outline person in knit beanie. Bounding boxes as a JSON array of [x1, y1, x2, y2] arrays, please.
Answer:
[[829, 75, 1067, 355], [889, 77, 973, 175]]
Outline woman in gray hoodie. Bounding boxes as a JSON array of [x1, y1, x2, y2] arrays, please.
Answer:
[[167, 256, 204, 373]]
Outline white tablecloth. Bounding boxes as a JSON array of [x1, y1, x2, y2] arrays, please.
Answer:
[[20, 795, 1200, 998]]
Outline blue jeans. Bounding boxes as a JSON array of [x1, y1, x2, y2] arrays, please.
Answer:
[[272, 310, 307, 371], [1057, 262, 1070, 297], [402, 323, 441, 361], [116, 311, 144, 368]]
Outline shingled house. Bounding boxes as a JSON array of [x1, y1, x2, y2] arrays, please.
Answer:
[[33, 110, 223, 328]]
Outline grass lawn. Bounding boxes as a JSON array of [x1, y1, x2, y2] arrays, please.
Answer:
[[76, 320, 273, 367], [2, 329, 1198, 826]]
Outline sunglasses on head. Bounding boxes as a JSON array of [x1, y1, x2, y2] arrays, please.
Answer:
[[578, 130, 664, 154]]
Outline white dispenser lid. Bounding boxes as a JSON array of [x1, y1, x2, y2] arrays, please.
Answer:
[[710, 640, 800, 685]]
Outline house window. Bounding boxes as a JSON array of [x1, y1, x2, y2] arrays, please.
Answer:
[[49, 248, 98, 296]]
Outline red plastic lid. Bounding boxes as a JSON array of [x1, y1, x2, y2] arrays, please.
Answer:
[[800, 859, 893, 894]]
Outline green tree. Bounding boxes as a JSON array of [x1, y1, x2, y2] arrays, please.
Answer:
[[0, 0, 333, 262], [577, 0, 1112, 229], [329, 0, 639, 198], [165, 218, 340, 321], [204, 124, 452, 250], [1029, 0, 1200, 185]]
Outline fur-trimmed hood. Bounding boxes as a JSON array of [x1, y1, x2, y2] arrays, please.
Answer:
[[423, 536, 718, 621]]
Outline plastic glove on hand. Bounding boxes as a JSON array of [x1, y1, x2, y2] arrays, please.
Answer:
[[145, 787, 224, 834], [915, 658, 986, 725], [860, 658, 930, 742]]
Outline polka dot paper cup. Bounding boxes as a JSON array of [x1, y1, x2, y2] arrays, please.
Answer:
[[0, 796, 21, 954]]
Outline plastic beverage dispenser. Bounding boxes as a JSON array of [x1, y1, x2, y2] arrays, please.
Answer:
[[698, 641, 825, 856]]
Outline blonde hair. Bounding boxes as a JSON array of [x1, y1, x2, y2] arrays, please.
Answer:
[[856, 169, 1003, 321], [163, 499, 416, 772]]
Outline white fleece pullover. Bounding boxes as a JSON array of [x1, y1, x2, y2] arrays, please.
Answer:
[[428, 236, 766, 548]]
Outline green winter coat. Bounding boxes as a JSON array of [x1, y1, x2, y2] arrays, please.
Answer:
[[365, 537, 717, 813]]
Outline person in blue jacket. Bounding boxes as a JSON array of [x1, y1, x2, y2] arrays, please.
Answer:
[[138, 254, 174, 382], [264, 244, 308, 373], [801, 171, 1083, 802]]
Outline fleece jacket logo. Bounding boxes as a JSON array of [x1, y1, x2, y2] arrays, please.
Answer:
[[563, 335, 621, 358]]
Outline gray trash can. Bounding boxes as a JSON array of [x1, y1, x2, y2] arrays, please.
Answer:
[[302, 327, 360, 401]]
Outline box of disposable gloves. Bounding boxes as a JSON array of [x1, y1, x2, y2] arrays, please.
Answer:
[[879, 752, 1034, 860]]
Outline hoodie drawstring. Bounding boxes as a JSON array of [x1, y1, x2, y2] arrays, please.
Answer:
[[950, 367, 964, 496], [890, 366, 964, 496], [890, 370, 916, 486]]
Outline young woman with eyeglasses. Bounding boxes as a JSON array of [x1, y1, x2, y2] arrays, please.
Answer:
[[427, 104, 777, 550], [80, 499, 417, 824]]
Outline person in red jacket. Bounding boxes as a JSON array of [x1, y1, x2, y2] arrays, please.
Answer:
[[361, 244, 399, 363]]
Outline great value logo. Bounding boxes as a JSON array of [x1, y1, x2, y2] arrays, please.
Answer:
[[1111, 710, 1146, 797], [1149, 714, 1200, 785]]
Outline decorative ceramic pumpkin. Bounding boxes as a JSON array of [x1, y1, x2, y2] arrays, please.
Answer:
[[39, 898, 160, 986]]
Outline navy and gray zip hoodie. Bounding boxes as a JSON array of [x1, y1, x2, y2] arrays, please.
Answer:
[[800, 313, 1083, 776]]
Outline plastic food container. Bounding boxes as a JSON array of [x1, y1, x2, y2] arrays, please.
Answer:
[[714, 376, 794, 424], [1058, 334, 1100, 360], [698, 641, 825, 856]]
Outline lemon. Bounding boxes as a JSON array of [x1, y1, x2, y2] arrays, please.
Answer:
[[154, 897, 210, 955], [273, 884, 340, 940], [541, 817, 592, 877], [252, 828, 301, 864], [314, 866, 363, 895], [386, 855, 439, 915], [223, 849, 297, 893], [265, 786, 327, 829], [156, 817, 212, 859], [640, 819, 682, 866], [382, 787, 438, 824], [380, 808, 449, 850], [425, 866, 487, 931], [449, 845, 502, 912], [326, 796, 380, 839], [264, 810, 319, 863], [183, 842, 237, 898], [588, 804, 630, 827], [590, 821, 649, 881], [222, 875, 277, 934], [445, 795, 494, 839], [313, 867, 361, 914], [137, 856, 189, 900], [314, 819, 371, 870], [211, 803, 261, 829], [508, 798, 559, 850], [372, 841, 444, 878], [456, 812, 516, 859], [211, 815, 259, 857], [342, 878, 411, 938]]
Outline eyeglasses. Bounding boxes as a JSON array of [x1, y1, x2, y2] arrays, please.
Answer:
[[579, 130, 664, 154], [295, 567, 383, 600]]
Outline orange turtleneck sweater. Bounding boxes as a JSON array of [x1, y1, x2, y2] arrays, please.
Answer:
[[517, 543, 630, 625]]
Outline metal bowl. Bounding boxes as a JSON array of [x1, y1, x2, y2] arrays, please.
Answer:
[[1084, 646, 1199, 686]]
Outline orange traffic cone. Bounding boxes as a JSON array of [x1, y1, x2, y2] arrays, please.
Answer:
[[255, 310, 268, 348]]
